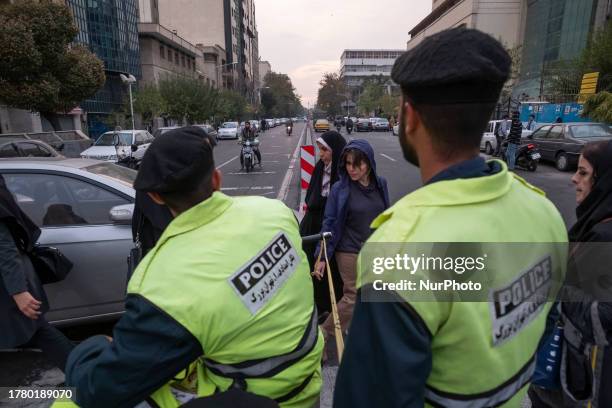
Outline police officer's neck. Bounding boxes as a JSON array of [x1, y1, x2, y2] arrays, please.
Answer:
[[419, 148, 480, 184]]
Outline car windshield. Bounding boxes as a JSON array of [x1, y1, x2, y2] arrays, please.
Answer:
[[222, 122, 238, 128], [95, 132, 132, 146], [84, 162, 136, 188], [570, 124, 612, 138]]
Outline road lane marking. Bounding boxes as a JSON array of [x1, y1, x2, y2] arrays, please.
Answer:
[[277, 126, 306, 201], [227, 171, 277, 175], [216, 155, 239, 169], [221, 186, 274, 191], [380, 153, 397, 162]]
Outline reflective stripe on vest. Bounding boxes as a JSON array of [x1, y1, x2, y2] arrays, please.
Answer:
[[203, 307, 318, 379], [424, 355, 536, 408]]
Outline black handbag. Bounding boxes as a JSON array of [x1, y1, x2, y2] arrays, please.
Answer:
[[29, 246, 73, 284]]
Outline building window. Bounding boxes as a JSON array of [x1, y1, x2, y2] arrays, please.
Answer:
[[182, 55, 186, 67], [160, 45, 165, 59], [175, 51, 179, 65]]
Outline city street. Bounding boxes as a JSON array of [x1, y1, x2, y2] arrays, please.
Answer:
[[1, 122, 577, 408]]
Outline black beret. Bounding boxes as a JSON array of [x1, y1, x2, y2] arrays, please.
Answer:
[[133, 126, 215, 193], [391, 27, 511, 104]]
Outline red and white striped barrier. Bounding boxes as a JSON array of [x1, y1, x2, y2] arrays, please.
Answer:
[[300, 145, 315, 216]]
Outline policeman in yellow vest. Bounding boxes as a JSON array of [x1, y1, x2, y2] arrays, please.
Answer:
[[334, 28, 568, 407], [60, 126, 323, 408]]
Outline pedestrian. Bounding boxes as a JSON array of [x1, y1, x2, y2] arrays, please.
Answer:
[[261, 118, 267, 132], [60, 126, 323, 408], [556, 116, 563, 123], [494, 114, 510, 157], [526, 114, 538, 131], [505, 110, 523, 170], [529, 140, 612, 408], [333, 27, 568, 408], [299, 131, 347, 320], [313, 139, 390, 346], [0, 175, 73, 372]]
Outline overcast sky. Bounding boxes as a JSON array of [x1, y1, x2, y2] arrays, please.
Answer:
[[256, 0, 432, 107]]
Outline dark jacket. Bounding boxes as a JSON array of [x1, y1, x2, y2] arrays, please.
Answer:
[[317, 139, 390, 260], [507, 113, 523, 144], [556, 140, 612, 407], [0, 176, 48, 348]]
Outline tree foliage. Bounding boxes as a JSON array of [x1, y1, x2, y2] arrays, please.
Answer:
[[262, 72, 302, 117], [316, 73, 346, 117], [216, 90, 247, 121], [133, 84, 166, 126], [0, 0, 105, 115], [583, 91, 612, 123], [158, 77, 218, 124]]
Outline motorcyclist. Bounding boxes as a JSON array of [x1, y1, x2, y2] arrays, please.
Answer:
[[239, 121, 261, 168], [346, 117, 354, 134], [286, 118, 294, 135], [334, 117, 342, 131], [260, 118, 267, 132]]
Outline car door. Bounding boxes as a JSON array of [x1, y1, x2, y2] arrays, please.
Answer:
[[530, 125, 553, 161], [481, 121, 494, 150], [132, 132, 151, 161], [546, 125, 565, 160], [2, 171, 133, 325]]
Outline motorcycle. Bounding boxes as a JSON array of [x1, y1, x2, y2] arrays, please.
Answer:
[[286, 125, 293, 136], [335, 123, 342, 132], [115, 143, 139, 169], [241, 138, 260, 173], [501, 140, 540, 172], [346, 124, 353, 134]]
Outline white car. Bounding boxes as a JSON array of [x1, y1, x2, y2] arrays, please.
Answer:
[[266, 119, 275, 128], [218, 122, 240, 139], [373, 118, 391, 131], [480, 120, 534, 155], [80, 130, 153, 163]]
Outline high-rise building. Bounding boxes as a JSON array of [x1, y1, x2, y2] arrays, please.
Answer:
[[156, 0, 260, 97], [66, 0, 141, 136], [514, 0, 611, 100], [259, 61, 272, 84], [340, 49, 404, 88]]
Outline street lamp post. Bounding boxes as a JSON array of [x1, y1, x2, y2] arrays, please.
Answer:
[[120, 74, 137, 131]]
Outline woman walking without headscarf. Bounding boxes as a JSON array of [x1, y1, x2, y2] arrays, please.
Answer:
[[529, 140, 612, 407], [0, 175, 73, 371], [300, 131, 347, 319]]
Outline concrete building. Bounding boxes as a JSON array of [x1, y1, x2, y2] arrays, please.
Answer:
[[259, 60, 272, 84], [340, 49, 404, 88], [156, 0, 260, 96], [197, 44, 226, 89], [407, 0, 525, 50]]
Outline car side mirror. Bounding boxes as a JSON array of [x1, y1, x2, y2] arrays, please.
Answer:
[[110, 204, 134, 224], [131, 144, 138, 152]]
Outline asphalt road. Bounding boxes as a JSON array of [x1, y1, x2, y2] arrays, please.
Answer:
[[1, 123, 575, 407]]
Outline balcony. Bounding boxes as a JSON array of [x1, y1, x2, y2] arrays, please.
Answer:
[[138, 23, 200, 57]]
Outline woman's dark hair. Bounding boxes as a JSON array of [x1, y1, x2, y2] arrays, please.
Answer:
[[342, 148, 373, 180], [582, 141, 610, 181]]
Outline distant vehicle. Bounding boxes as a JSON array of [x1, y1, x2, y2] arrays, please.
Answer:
[[480, 120, 533, 155], [392, 124, 399, 136], [266, 119, 275, 128], [218, 122, 240, 140], [80, 130, 153, 164], [0, 140, 62, 159], [153, 126, 181, 138], [356, 118, 373, 132], [373, 118, 391, 131], [529, 122, 612, 171], [0, 158, 137, 326], [314, 119, 330, 133], [275, 119, 281, 126]]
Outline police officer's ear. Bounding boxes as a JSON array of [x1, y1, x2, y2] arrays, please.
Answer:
[[401, 96, 421, 137], [212, 169, 222, 192]]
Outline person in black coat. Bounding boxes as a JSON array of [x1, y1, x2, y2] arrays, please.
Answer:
[[0, 175, 73, 371], [529, 140, 612, 407], [299, 131, 347, 319]]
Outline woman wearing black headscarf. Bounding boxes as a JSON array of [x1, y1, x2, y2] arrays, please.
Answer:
[[0, 175, 73, 371], [529, 140, 612, 407], [300, 131, 347, 318]]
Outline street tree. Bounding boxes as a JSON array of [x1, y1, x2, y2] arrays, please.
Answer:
[[263, 72, 301, 117], [316, 73, 346, 117], [158, 76, 218, 124], [358, 80, 385, 116], [583, 91, 612, 123], [133, 84, 167, 128], [0, 0, 105, 129], [217, 90, 248, 121]]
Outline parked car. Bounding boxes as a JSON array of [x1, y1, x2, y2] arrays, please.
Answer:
[[356, 118, 373, 132], [529, 122, 612, 171], [194, 124, 218, 140], [392, 124, 399, 136], [373, 118, 391, 131], [80, 130, 153, 164], [314, 119, 330, 133], [480, 120, 533, 155], [218, 122, 240, 140], [0, 158, 137, 326], [0, 140, 62, 158], [0, 130, 92, 158], [266, 119, 275, 128], [153, 126, 181, 138], [274, 119, 281, 127]]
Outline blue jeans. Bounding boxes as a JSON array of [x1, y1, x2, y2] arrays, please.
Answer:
[[506, 142, 519, 171]]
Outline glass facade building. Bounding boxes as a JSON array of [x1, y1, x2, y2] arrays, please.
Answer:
[[66, 0, 141, 136], [515, 0, 600, 99]]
